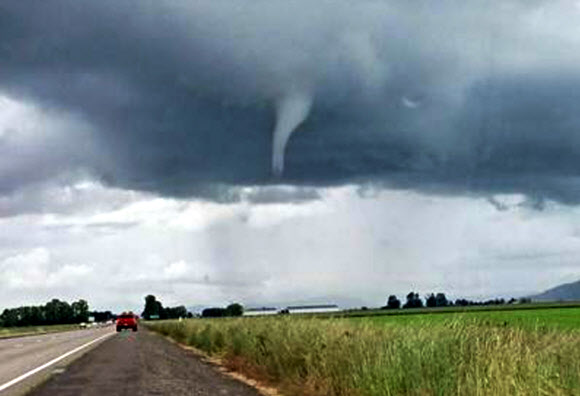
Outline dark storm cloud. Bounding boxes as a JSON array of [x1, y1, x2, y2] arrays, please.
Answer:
[[2, 1, 580, 203], [241, 186, 321, 205]]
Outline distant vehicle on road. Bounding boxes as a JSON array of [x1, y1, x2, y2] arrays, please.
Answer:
[[116, 312, 138, 332]]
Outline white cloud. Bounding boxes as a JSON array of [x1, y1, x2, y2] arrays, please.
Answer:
[[0, 184, 579, 311], [0, 248, 93, 290]]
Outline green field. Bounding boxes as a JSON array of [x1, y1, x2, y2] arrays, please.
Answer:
[[0, 323, 80, 339], [335, 301, 580, 318], [357, 307, 580, 332], [147, 305, 580, 396]]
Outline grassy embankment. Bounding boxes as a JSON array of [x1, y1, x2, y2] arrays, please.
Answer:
[[147, 307, 580, 396], [0, 324, 80, 339]]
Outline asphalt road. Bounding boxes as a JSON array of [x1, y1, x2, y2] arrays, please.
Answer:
[[26, 328, 262, 396], [0, 326, 115, 396]]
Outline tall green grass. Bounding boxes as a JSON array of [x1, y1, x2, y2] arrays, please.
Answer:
[[147, 317, 580, 395]]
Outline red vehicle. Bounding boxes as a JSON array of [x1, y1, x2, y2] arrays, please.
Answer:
[[116, 312, 138, 332]]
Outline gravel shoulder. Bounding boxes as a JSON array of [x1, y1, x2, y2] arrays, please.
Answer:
[[27, 328, 262, 396]]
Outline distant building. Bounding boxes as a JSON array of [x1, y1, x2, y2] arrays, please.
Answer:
[[286, 304, 340, 314], [243, 307, 279, 316]]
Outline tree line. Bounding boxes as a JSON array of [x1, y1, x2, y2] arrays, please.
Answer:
[[0, 298, 89, 327], [201, 303, 243, 318], [142, 295, 245, 319], [141, 295, 191, 320], [90, 310, 115, 322], [382, 292, 530, 310]]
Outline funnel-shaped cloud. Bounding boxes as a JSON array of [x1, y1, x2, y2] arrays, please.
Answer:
[[272, 92, 313, 176], [1, 1, 580, 204]]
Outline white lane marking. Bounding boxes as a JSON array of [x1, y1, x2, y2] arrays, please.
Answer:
[[0, 332, 115, 393]]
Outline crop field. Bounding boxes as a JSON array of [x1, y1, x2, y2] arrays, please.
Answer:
[[358, 307, 580, 332], [335, 301, 580, 319], [147, 306, 580, 396]]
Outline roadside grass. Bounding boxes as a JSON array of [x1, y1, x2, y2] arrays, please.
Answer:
[[0, 324, 80, 339], [147, 315, 580, 396]]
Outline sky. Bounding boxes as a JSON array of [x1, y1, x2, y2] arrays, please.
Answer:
[[1, 0, 580, 313]]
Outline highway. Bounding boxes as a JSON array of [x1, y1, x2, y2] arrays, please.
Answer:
[[0, 326, 114, 396], [1, 327, 262, 396]]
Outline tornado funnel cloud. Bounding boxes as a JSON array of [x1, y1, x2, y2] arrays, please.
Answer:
[[272, 92, 313, 177]]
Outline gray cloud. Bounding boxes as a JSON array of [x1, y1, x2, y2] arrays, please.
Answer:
[[0, 181, 140, 217], [2, 1, 580, 203], [241, 186, 321, 205], [1, 186, 579, 310]]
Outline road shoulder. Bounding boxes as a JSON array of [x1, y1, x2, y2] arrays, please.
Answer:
[[27, 328, 263, 396]]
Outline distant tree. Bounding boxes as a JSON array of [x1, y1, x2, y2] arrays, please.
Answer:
[[435, 293, 448, 307], [1, 299, 93, 327], [1, 308, 19, 327], [426, 293, 437, 307], [202, 308, 226, 318], [142, 295, 163, 320], [44, 299, 59, 325], [425, 293, 449, 308], [385, 295, 401, 309], [508, 298, 517, 304], [72, 299, 89, 323], [225, 303, 244, 317], [44, 299, 74, 325], [59, 301, 74, 323], [19, 306, 33, 326], [455, 298, 469, 307], [403, 292, 423, 309], [90, 310, 114, 322], [481, 298, 505, 306], [165, 305, 188, 319], [519, 297, 532, 304], [178, 306, 188, 318], [25, 306, 44, 326], [452, 297, 508, 307], [157, 301, 167, 319]]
